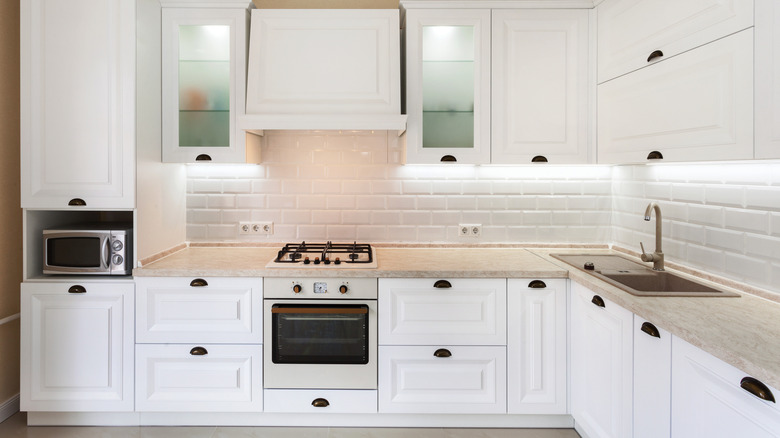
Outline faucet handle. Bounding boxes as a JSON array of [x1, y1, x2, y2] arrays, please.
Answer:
[[640, 241, 646, 255], [640, 242, 652, 262]]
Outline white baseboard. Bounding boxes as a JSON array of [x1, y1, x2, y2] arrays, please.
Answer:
[[0, 394, 19, 424]]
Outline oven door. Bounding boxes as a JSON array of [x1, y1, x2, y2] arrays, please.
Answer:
[[264, 300, 377, 389]]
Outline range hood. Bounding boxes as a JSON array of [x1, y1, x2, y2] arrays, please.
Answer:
[[240, 8, 407, 134]]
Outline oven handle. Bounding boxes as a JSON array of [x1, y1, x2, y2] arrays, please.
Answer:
[[271, 307, 368, 314]]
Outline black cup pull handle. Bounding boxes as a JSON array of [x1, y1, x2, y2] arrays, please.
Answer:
[[195, 154, 212, 161], [641, 322, 660, 338], [68, 285, 86, 294], [311, 398, 330, 407], [647, 50, 664, 62], [68, 198, 86, 206], [591, 295, 605, 308], [528, 280, 547, 289], [433, 280, 452, 289], [190, 346, 208, 356], [190, 278, 208, 287], [741, 377, 776, 403], [531, 155, 548, 163], [647, 150, 664, 160], [440, 155, 457, 162], [434, 348, 452, 358]]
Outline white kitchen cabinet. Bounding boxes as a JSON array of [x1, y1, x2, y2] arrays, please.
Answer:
[[492, 10, 590, 164], [264, 389, 377, 414], [135, 276, 262, 344], [20, 281, 134, 412], [671, 336, 780, 437], [379, 345, 507, 414], [162, 6, 249, 163], [598, 29, 754, 164], [633, 317, 671, 438], [570, 281, 633, 438], [20, 0, 135, 209], [404, 9, 492, 164], [755, 0, 780, 159], [245, 9, 400, 117], [135, 344, 262, 412], [378, 278, 506, 346], [597, 0, 753, 83], [507, 279, 567, 414]]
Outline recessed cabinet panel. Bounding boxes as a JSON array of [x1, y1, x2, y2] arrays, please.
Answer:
[[597, 0, 753, 83], [378, 278, 506, 346], [20, 282, 134, 412], [405, 9, 491, 164], [162, 8, 248, 163], [755, 0, 780, 159], [598, 30, 754, 164], [492, 10, 589, 164], [20, 0, 135, 208]]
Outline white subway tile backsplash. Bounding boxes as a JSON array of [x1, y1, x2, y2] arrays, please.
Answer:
[[187, 194, 207, 208], [417, 226, 448, 242], [297, 195, 328, 210], [704, 228, 745, 253], [356, 196, 386, 210], [724, 253, 770, 284], [282, 180, 312, 195], [191, 179, 223, 193], [417, 196, 447, 210], [446, 196, 478, 210], [326, 195, 356, 210], [267, 195, 297, 209], [687, 205, 724, 227], [311, 180, 342, 194], [342, 211, 372, 224], [402, 180, 432, 195], [746, 186, 780, 210], [402, 211, 432, 226], [207, 195, 235, 209], [705, 185, 745, 208], [724, 209, 770, 235], [311, 210, 342, 225]]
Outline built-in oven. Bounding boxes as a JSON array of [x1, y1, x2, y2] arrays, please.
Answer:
[[263, 277, 378, 390]]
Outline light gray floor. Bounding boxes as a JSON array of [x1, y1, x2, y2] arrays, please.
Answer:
[[0, 413, 581, 438]]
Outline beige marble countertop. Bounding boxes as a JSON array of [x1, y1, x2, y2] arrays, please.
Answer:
[[134, 244, 780, 390]]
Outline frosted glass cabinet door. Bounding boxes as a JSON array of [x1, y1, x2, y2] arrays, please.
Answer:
[[162, 8, 247, 163], [405, 9, 491, 164]]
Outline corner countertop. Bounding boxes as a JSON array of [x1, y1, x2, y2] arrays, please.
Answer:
[[134, 244, 780, 390]]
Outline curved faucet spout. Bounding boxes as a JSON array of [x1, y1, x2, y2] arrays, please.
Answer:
[[641, 202, 664, 271]]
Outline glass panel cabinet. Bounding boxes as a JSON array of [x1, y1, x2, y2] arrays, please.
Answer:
[[162, 8, 248, 162], [405, 9, 491, 164]]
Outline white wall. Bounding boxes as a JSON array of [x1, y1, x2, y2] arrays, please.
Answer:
[[186, 130, 613, 244]]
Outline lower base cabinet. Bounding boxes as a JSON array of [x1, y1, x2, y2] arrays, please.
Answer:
[[672, 337, 780, 437], [264, 390, 377, 413], [379, 345, 507, 414], [135, 344, 262, 412], [633, 317, 671, 438]]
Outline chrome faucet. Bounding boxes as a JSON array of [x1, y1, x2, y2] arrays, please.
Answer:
[[640, 202, 665, 271]]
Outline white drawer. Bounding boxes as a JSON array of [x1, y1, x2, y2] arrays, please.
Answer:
[[136, 277, 262, 344], [379, 278, 506, 346], [135, 344, 262, 412], [264, 389, 377, 413], [379, 345, 507, 414]]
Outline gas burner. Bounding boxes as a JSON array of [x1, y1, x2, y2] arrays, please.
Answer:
[[267, 241, 377, 269]]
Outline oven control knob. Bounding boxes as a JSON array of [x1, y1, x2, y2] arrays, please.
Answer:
[[339, 284, 348, 294], [292, 284, 302, 294]]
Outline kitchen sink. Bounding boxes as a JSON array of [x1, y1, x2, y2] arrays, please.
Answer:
[[551, 254, 739, 297]]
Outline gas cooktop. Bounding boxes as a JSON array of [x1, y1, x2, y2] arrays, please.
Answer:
[[265, 241, 377, 269]]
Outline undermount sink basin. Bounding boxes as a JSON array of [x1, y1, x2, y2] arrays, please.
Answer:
[[551, 254, 739, 297]]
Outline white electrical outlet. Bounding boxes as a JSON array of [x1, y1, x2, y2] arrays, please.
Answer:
[[459, 224, 481, 237], [239, 222, 274, 235]]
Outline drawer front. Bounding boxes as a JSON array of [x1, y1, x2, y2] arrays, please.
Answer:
[[136, 277, 262, 344], [379, 345, 507, 414], [135, 344, 262, 412], [379, 278, 507, 345], [264, 389, 377, 413]]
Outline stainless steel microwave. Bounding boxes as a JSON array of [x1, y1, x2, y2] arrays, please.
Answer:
[[43, 226, 132, 275]]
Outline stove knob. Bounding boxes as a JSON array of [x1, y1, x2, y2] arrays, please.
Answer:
[[334, 257, 341, 265], [339, 284, 348, 294], [303, 257, 310, 265], [292, 284, 302, 294], [324, 258, 331, 265], [314, 257, 321, 265]]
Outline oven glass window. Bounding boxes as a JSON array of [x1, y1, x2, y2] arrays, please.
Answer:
[[272, 304, 369, 364], [47, 237, 102, 268]]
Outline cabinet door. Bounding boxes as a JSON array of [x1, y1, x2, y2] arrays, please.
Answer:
[[755, 0, 780, 159], [598, 30, 753, 164], [264, 389, 377, 413], [20, 0, 135, 209], [570, 281, 633, 438], [672, 336, 780, 437], [404, 9, 491, 164], [20, 281, 134, 412], [136, 277, 262, 344], [379, 278, 506, 346], [492, 10, 590, 164], [162, 8, 248, 163], [379, 345, 506, 414], [597, 0, 753, 83], [633, 317, 671, 438], [507, 279, 567, 414], [135, 344, 262, 412]]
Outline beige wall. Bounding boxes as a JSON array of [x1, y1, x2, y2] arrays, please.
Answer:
[[0, 0, 22, 407]]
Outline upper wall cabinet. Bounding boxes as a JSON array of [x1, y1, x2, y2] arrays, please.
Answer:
[[20, 0, 136, 209], [755, 0, 780, 159], [162, 7, 248, 163], [492, 9, 590, 164], [597, 0, 753, 84], [404, 9, 492, 164]]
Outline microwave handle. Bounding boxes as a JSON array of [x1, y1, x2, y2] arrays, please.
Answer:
[[102, 236, 111, 269]]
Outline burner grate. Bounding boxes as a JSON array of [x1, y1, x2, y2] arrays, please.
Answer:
[[273, 241, 373, 266]]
